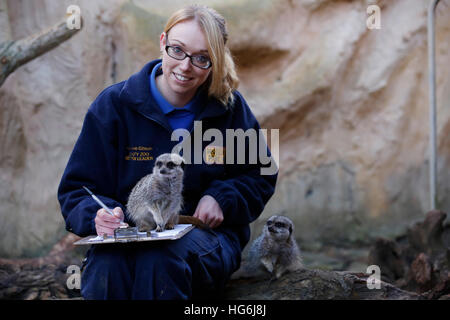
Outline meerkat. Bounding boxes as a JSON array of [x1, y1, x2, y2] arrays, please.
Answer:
[[126, 153, 208, 232], [233, 215, 303, 279]]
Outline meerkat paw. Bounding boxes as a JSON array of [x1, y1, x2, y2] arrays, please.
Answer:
[[275, 268, 286, 279], [261, 257, 273, 274], [165, 223, 175, 230], [138, 224, 151, 232]]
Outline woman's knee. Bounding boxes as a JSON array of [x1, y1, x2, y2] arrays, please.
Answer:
[[133, 245, 192, 299], [81, 245, 133, 299]]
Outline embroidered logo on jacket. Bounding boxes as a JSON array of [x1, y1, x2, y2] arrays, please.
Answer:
[[125, 146, 153, 161]]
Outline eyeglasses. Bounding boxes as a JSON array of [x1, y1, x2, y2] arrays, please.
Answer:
[[165, 38, 212, 70]]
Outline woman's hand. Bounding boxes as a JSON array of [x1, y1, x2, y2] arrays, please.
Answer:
[[94, 207, 127, 236], [193, 195, 224, 228]]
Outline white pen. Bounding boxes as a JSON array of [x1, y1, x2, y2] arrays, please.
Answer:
[[83, 186, 127, 226]]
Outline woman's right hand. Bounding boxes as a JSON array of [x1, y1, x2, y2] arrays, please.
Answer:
[[94, 207, 127, 236]]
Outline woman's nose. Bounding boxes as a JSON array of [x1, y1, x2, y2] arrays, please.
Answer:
[[179, 57, 192, 71]]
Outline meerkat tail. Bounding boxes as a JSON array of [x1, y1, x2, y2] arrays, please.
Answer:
[[178, 215, 210, 229]]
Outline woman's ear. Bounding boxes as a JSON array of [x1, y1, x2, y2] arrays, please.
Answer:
[[160, 32, 166, 52]]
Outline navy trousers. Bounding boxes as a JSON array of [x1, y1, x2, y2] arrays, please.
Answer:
[[80, 228, 241, 300]]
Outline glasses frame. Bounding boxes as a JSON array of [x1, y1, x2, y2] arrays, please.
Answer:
[[164, 37, 212, 70]]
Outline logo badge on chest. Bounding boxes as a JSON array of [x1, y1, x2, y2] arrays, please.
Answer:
[[204, 146, 225, 165]]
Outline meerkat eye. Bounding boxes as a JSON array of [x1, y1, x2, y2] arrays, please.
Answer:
[[156, 161, 162, 168], [275, 222, 286, 228], [266, 221, 274, 226], [166, 161, 175, 169]]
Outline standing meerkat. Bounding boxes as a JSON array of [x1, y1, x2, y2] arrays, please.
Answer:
[[126, 153, 185, 232], [233, 215, 303, 279], [126, 153, 209, 232]]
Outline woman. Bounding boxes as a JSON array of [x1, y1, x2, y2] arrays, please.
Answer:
[[58, 5, 277, 300]]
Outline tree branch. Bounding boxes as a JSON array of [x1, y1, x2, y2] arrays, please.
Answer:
[[0, 17, 82, 87]]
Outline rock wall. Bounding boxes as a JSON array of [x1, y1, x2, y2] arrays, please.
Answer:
[[254, 0, 450, 248], [0, 0, 449, 257]]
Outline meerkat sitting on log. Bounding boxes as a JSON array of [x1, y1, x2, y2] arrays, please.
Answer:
[[233, 215, 303, 279]]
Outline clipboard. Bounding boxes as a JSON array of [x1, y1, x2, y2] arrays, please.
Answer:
[[74, 224, 195, 245]]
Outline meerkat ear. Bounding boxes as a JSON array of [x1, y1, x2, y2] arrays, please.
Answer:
[[289, 225, 293, 235], [180, 161, 185, 170]]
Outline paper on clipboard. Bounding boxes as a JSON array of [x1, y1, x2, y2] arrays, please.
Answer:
[[73, 224, 195, 245]]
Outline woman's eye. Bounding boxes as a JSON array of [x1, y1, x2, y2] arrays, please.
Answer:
[[172, 47, 183, 54], [194, 55, 208, 63]]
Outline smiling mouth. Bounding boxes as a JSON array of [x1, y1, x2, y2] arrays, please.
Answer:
[[173, 72, 193, 82]]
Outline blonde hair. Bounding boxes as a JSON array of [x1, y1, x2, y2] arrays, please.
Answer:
[[163, 5, 239, 106]]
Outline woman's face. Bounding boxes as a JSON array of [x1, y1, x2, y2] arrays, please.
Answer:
[[159, 20, 212, 106]]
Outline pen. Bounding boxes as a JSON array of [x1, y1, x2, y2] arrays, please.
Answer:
[[83, 186, 127, 227], [83, 186, 115, 216]]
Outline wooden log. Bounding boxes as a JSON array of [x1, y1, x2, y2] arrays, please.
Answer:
[[0, 233, 83, 300], [368, 210, 450, 299], [225, 268, 423, 300]]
